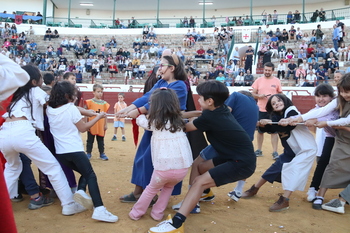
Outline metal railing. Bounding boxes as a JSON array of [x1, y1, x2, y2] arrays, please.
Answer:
[[45, 6, 350, 29]]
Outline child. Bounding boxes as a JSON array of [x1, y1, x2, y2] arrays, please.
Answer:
[[291, 73, 350, 210], [303, 84, 337, 208], [46, 81, 118, 222], [85, 84, 110, 160], [100, 44, 105, 56], [129, 88, 193, 221], [149, 81, 256, 233], [112, 93, 127, 141], [0, 65, 85, 215], [241, 94, 316, 212]]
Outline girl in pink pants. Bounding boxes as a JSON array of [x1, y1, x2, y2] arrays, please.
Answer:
[[129, 88, 193, 221]]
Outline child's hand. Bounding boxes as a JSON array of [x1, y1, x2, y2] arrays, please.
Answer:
[[278, 118, 290, 126], [289, 116, 303, 125], [304, 119, 317, 127], [315, 121, 327, 128], [259, 119, 272, 125], [97, 112, 107, 119], [86, 109, 98, 117]]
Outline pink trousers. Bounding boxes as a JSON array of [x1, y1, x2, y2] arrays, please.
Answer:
[[129, 168, 188, 221]]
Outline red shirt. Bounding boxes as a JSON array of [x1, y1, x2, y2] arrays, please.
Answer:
[[197, 49, 205, 55]]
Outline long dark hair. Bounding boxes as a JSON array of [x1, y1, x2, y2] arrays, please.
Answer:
[[337, 73, 350, 116], [162, 55, 187, 81], [147, 88, 185, 133], [7, 65, 41, 119], [265, 94, 294, 116], [48, 81, 76, 108]]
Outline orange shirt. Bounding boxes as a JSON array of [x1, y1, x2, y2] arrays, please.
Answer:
[[114, 101, 127, 122], [85, 99, 110, 136], [252, 76, 282, 112]]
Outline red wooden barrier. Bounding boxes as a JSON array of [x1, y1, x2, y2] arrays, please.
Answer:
[[292, 95, 315, 114]]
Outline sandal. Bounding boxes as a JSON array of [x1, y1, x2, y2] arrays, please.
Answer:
[[119, 192, 138, 203]]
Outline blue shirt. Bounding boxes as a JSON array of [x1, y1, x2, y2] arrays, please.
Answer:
[[133, 79, 187, 110], [224, 92, 258, 141], [333, 27, 340, 40]]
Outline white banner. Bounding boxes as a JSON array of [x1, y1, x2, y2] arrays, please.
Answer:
[[242, 29, 251, 42]]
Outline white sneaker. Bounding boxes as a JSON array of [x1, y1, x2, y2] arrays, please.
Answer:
[[172, 201, 183, 210], [307, 187, 317, 202], [74, 190, 93, 210], [62, 202, 87, 216], [149, 215, 184, 233], [92, 206, 118, 223]]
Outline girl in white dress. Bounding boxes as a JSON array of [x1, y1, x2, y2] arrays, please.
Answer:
[[129, 88, 193, 221]]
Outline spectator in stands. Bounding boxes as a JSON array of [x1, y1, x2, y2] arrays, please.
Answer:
[[327, 57, 339, 74], [316, 44, 326, 59], [68, 37, 77, 50], [245, 45, 254, 73], [129, 17, 137, 28], [287, 11, 293, 24], [138, 62, 146, 79], [297, 49, 307, 65], [191, 28, 198, 41], [277, 60, 286, 79], [285, 48, 294, 61], [332, 24, 341, 52], [157, 43, 166, 58], [189, 16, 195, 28], [295, 64, 306, 83], [215, 72, 226, 83], [230, 46, 239, 64], [289, 25, 296, 41], [286, 59, 297, 78], [74, 44, 84, 59], [23, 53, 31, 64], [142, 25, 149, 38], [115, 18, 121, 27], [299, 40, 308, 50], [141, 45, 150, 60], [148, 44, 158, 58], [262, 35, 271, 45], [82, 36, 90, 53], [176, 47, 185, 62], [183, 16, 188, 27], [278, 42, 286, 58], [46, 43, 54, 57], [307, 53, 318, 63], [195, 46, 205, 59], [306, 44, 316, 58], [148, 28, 156, 39], [67, 60, 76, 72], [198, 29, 206, 41], [338, 42, 346, 61], [293, 10, 301, 23], [309, 58, 319, 71], [132, 56, 141, 66], [85, 55, 94, 72], [60, 37, 70, 51], [53, 29, 59, 38], [281, 29, 288, 43], [315, 24, 324, 45], [316, 64, 328, 84], [303, 69, 316, 86], [273, 10, 278, 25], [18, 32, 26, 45], [296, 27, 303, 41], [58, 54, 67, 66], [30, 40, 37, 51], [319, 8, 326, 21], [25, 26, 35, 36], [106, 36, 117, 48], [120, 20, 127, 29], [270, 41, 278, 59], [133, 45, 141, 59], [236, 17, 243, 26], [234, 71, 245, 86], [244, 69, 254, 86], [44, 28, 52, 41], [258, 43, 269, 57], [97, 56, 104, 73]]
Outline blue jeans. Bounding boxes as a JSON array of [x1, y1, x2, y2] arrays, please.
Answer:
[[19, 154, 40, 196], [333, 39, 339, 52]]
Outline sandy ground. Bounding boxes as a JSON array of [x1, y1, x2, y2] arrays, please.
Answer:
[[12, 123, 349, 233]]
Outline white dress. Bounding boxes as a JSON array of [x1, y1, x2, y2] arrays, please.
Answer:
[[136, 115, 193, 171]]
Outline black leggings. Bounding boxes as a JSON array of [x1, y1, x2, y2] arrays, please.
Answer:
[[310, 137, 335, 190], [56, 151, 103, 207]]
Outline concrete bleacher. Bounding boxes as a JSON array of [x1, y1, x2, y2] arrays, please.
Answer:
[[4, 19, 350, 86]]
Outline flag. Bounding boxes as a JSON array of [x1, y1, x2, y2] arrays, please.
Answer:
[[15, 15, 23, 25]]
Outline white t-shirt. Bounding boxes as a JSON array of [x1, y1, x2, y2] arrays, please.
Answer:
[[47, 103, 84, 154], [2, 87, 47, 131]]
